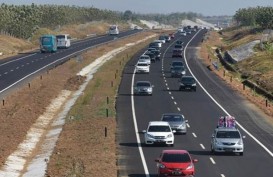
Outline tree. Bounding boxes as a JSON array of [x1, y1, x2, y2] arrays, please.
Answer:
[[123, 10, 133, 20]]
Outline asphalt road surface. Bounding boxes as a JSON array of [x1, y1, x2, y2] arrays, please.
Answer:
[[0, 29, 141, 97], [117, 29, 273, 177]]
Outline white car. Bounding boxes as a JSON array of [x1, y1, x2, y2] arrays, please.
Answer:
[[153, 40, 162, 47], [158, 36, 166, 43], [143, 121, 176, 146], [139, 55, 151, 65], [135, 61, 150, 73], [180, 31, 187, 36]]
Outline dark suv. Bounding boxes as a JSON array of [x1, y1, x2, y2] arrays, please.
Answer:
[[179, 76, 196, 91], [172, 49, 183, 58]]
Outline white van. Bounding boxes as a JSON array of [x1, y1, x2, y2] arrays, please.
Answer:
[[109, 25, 119, 35], [56, 34, 71, 48]]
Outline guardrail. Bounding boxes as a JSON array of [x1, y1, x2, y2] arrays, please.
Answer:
[[215, 48, 273, 102]]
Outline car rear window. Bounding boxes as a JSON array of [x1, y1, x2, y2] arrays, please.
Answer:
[[148, 125, 171, 132], [162, 153, 191, 163], [162, 115, 183, 122], [136, 82, 151, 87], [216, 131, 240, 138]]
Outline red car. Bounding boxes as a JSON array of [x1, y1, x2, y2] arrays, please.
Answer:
[[169, 33, 175, 39], [155, 150, 198, 177]]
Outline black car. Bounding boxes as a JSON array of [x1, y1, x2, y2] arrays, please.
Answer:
[[176, 40, 183, 45], [172, 49, 183, 58], [148, 43, 160, 51], [170, 61, 184, 70], [150, 50, 161, 60], [179, 76, 196, 91], [145, 51, 156, 63], [171, 66, 186, 77], [174, 44, 183, 50]]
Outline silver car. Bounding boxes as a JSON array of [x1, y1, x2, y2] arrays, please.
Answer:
[[161, 113, 188, 134], [134, 81, 153, 95], [211, 127, 245, 155]]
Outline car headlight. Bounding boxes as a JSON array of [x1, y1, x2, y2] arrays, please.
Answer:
[[192, 83, 196, 86], [182, 71, 186, 75], [178, 123, 186, 128], [147, 88, 152, 91], [147, 134, 154, 138], [158, 163, 166, 169], [166, 134, 173, 138], [186, 163, 193, 170], [180, 83, 184, 86], [237, 139, 243, 145]]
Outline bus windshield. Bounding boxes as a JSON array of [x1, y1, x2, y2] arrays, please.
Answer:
[[41, 37, 52, 45]]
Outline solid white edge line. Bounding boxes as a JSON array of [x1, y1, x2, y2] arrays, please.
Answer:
[[131, 68, 150, 177], [184, 30, 273, 158]]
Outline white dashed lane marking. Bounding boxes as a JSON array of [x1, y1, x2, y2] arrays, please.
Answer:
[[200, 144, 205, 149], [221, 174, 225, 177], [171, 96, 174, 99], [210, 157, 216, 164], [192, 133, 197, 138], [186, 123, 190, 128], [168, 92, 171, 95], [4, 72, 8, 75], [174, 101, 177, 105], [177, 107, 180, 111], [10, 70, 14, 72], [167, 87, 170, 90], [16, 67, 19, 69]]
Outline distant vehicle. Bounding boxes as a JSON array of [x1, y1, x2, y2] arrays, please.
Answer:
[[139, 55, 151, 65], [176, 40, 183, 45], [171, 66, 186, 77], [144, 51, 156, 63], [161, 113, 188, 134], [172, 49, 183, 58], [180, 31, 187, 36], [134, 81, 154, 95], [164, 35, 171, 42], [174, 44, 183, 50], [56, 34, 71, 48], [170, 60, 184, 70], [149, 42, 161, 49], [158, 36, 166, 43], [109, 25, 119, 35], [169, 33, 175, 39], [40, 35, 57, 53], [179, 76, 197, 91], [153, 40, 162, 47], [211, 116, 245, 156], [143, 121, 175, 146], [155, 150, 198, 177], [135, 61, 150, 73]]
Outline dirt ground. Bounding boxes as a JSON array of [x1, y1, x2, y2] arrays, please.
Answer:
[[199, 30, 273, 118], [0, 31, 157, 177]]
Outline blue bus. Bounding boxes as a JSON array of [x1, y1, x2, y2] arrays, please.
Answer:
[[40, 35, 57, 53]]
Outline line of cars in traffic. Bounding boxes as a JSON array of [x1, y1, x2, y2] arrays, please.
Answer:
[[133, 31, 200, 176], [133, 27, 245, 176]]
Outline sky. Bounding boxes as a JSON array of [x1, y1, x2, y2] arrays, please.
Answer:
[[1, 0, 273, 16]]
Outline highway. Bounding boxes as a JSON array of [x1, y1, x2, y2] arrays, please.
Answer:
[[0, 29, 141, 97], [117, 29, 273, 177]]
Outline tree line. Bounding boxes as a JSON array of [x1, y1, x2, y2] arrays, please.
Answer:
[[0, 3, 124, 39], [233, 6, 273, 29]]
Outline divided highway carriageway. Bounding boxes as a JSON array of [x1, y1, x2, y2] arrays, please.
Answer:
[[116, 29, 273, 177], [0, 29, 141, 96]]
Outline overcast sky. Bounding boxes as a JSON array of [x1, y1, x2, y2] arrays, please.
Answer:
[[1, 0, 273, 16]]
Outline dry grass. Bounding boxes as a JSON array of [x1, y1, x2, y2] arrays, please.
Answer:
[[46, 33, 156, 177], [0, 29, 156, 176], [199, 30, 273, 118]]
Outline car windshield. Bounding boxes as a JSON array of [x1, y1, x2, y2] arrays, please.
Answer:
[[181, 77, 195, 84], [216, 131, 241, 138], [140, 56, 150, 59], [162, 115, 183, 122], [162, 153, 191, 163], [173, 66, 184, 71], [136, 82, 151, 87], [137, 63, 148, 66], [175, 45, 182, 48], [172, 62, 183, 67], [148, 125, 171, 132]]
